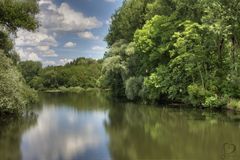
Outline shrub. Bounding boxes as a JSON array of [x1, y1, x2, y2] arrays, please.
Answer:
[[187, 84, 227, 108], [203, 95, 227, 108], [0, 51, 37, 115], [125, 76, 143, 100], [227, 99, 240, 110], [187, 84, 210, 106]]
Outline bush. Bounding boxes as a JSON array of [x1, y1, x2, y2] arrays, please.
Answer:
[[29, 76, 44, 90], [203, 95, 227, 108], [125, 76, 143, 100], [0, 51, 37, 114], [187, 84, 227, 108], [227, 99, 240, 110], [222, 75, 240, 98], [187, 84, 210, 106]]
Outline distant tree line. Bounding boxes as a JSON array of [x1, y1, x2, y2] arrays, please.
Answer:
[[18, 58, 102, 91]]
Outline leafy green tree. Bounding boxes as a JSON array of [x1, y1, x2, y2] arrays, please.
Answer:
[[0, 51, 37, 114], [18, 61, 42, 84], [29, 76, 44, 90], [103, 0, 240, 108], [100, 56, 127, 97], [0, 0, 39, 33], [0, 0, 39, 55], [134, 15, 177, 74], [0, 31, 13, 53], [0, 0, 39, 114], [125, 76, 144, 101], [106, 0, 153, 46], [27, 58, 103, 90]]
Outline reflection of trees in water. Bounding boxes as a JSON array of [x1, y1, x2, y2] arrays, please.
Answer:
[[39, 92, 113, 110], [0, 112, 37, 160], [106, 104, 240, 160], [1, 93, 240, 160]]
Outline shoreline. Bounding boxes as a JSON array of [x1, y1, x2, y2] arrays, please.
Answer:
[[40, 89, 240, 112]]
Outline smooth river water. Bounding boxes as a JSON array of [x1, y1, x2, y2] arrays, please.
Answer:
[[1, 92, 240, 160]]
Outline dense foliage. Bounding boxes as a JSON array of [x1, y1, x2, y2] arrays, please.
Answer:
[[101, 0, 240, 108], [18, 58, 102, 91], [0, 51, 37, 114], [0, 0, 39, 114]]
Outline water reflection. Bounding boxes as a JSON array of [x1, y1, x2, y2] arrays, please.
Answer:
[[106, 105, 240, 160], [1, 92, 240, 160], [0, 113, 37, 160], [21, 107, 110, 160]]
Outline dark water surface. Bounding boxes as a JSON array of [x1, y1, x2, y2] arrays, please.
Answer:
[[1, 92, 240, 160]]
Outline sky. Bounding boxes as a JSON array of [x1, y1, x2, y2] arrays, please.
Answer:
[[14, 0, 123, 66]]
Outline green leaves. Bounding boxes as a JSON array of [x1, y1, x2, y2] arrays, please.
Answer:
[[0, 0, 39, 33], [103, 0, 240, 107], [106, 0, 153, 46], [125, 76, 144, 101], [0, 51, 37, 114]]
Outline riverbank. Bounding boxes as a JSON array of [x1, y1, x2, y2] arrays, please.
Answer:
[[43, 88, 240, 112], [43, 87, 102, 94], [2, 92, 240, 160], [227, 99, 240, 112]]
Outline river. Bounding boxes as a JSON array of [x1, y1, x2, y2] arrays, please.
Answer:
[[0, 92, 240, 160]]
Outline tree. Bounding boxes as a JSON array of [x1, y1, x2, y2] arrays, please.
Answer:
[[125, 76, 144, 101], [0, 0, 39, 55], [0, 0, 39, 33], [0, 0, 39, 114], [100, 56, 127, 97], [106, 0, 153, 46], [0, 51, 37, 114], [18, 61, 42, 84], [103, 0, 240, 107]]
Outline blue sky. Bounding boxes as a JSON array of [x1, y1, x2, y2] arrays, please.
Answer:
[[15, 0, 123, 66]]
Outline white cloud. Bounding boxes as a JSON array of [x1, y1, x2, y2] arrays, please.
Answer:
[[28, 52, 42, 61], [105, 0, 116, 3], [15, 28, 58, 60], [77, 31, 99, 40], [64, 42, 77, 48], [106, 19, 112, 25], [41, 58, 73, 67], [43, 60, 56, 66], [17, 48, 42, 62], [15, 29, 57, 47], [91, 46, 106, 51], [59, 58, 73, 65], [38, 1, 102, 32], [15, 0, 103, 62]]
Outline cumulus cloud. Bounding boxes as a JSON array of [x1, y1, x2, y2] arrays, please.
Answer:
[[41, 58, 73, 67], [15, 29, 58, 47], [59, 58, 73, 65], [77, 31, 99, 40], [64, 42, 77, 48], [105, 0, 116, 3], [38, 1, 102, 32], [15, 0, 103, 62], [92, 45, 106, 51], [43, 60, 56, 66], [16, 47, 42, 61]]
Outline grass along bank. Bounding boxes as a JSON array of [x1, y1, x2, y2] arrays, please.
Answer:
[[227, 99, 240, 111], [44, 87, 101, 93]]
